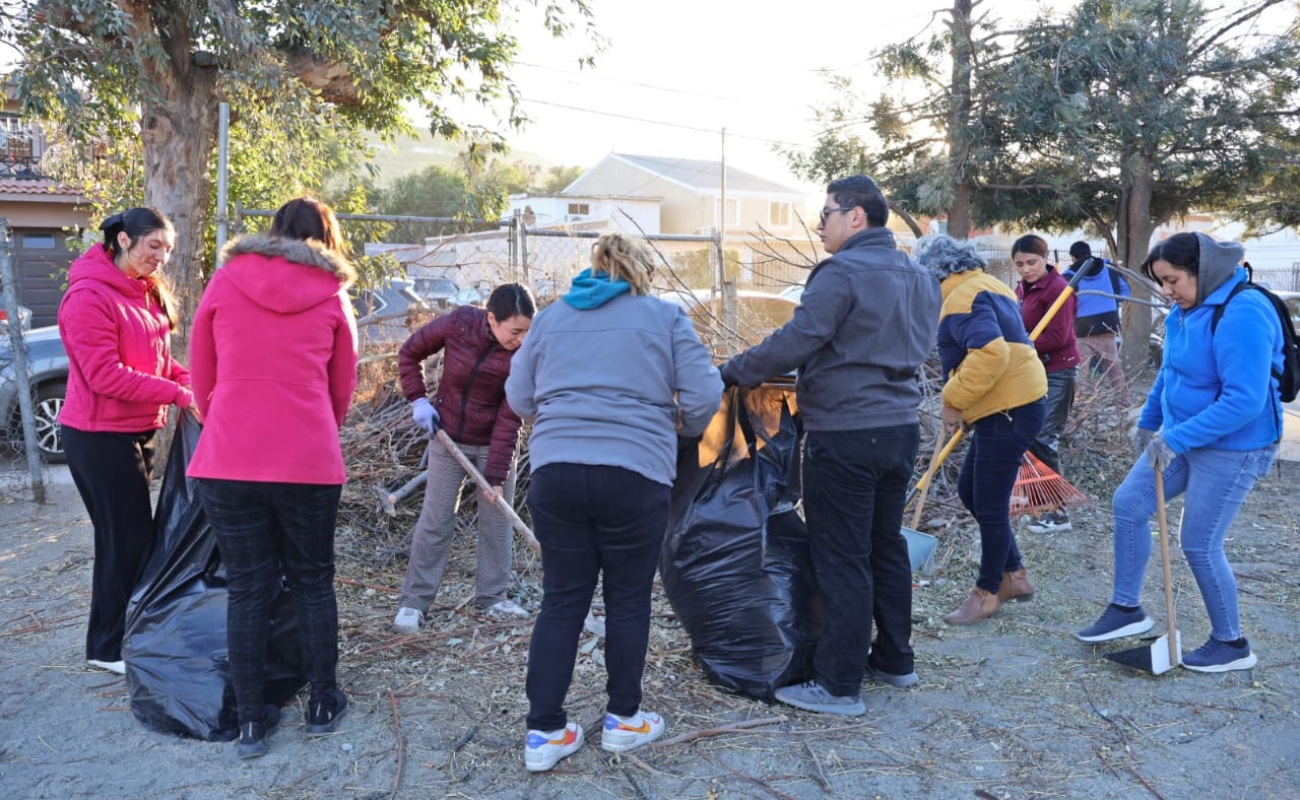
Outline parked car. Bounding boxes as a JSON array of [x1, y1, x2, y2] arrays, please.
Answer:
[[413, 276, 460, 310], [0, 301, 32, 335], [0, 325, 69, 462], [351, 278, 430, 347]]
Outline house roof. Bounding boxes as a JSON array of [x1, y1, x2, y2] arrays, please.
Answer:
[[0, 177, 83, 200], [610, 154, 802, 195]]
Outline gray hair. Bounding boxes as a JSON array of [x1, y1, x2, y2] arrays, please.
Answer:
[[914, 234, 987, 281]]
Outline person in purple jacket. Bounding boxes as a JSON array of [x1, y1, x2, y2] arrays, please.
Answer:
[[392, 284, 536, 634], [1013, 234, 1080, 534]]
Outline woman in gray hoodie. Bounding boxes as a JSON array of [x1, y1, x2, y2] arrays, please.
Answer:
[[506, 233, 722, 772]]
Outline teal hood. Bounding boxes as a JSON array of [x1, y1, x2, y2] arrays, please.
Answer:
[[562, 268, 632, 310]]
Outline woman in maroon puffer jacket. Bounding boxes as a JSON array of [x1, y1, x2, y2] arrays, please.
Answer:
[[392, 284, 536, 633]]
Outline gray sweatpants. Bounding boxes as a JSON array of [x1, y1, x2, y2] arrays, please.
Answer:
[[399, 438, 516, 611]]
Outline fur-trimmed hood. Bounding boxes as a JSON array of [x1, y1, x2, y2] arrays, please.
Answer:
[[215, 233, 356, 316]]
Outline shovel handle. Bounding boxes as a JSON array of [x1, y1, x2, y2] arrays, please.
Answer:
[[434, 429, 541, 557], [1154, 465, 1179, 668], [908, 428, 965, 528]]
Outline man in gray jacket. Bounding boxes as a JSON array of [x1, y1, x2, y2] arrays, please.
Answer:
[[720, 175, 940, 715]]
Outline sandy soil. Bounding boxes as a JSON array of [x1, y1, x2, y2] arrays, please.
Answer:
[[2, 437, 1299, 800]]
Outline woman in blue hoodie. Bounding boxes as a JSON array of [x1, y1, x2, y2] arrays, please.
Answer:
[[506, 233, 722, 772], [1076, 233, 1282, 673]]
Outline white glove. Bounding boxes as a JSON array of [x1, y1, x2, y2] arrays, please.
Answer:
[[411, 398, 440, 434]]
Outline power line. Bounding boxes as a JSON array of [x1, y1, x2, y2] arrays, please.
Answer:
[[512, 61, 740, 103], [520, 97, 807, 148]]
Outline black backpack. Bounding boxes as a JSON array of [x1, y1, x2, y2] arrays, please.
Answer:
[[1210, 266, 1300, 403]]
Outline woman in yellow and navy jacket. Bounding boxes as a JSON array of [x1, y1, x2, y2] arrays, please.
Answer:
[[915, 235, 1048, 626]]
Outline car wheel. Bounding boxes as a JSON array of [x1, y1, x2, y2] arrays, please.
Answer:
[[33, 381, 66, 464]]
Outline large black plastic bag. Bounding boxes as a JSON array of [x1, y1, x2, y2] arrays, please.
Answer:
[[662, 384, 823, 701], [123, 413, 307, 741]]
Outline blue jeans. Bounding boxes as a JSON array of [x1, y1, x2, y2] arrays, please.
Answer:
[[198, 479, 343, 725], [524, 463, 669, 732], [1111, 445, 1276, 641], [957, 401, 1046, 593], [1028, 367, 1077, 477], [802, 425, 918, 697]]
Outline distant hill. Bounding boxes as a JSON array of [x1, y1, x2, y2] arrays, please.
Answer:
[[364, 129, 558, 187]]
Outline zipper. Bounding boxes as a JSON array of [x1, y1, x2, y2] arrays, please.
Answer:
[[454, 337, 499, 442]]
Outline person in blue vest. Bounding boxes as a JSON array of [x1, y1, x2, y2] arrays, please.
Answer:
[[1066, 242, 1131, 407]]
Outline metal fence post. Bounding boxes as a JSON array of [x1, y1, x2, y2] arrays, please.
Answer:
[[0, 218, 46, 503]]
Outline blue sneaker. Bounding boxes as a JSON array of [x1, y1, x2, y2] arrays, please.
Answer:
[[1075, 604, 1154, 643], [524, 722, 583, 772], [774, 680, 866, 716], [1182, 637, 1257, 673], [600, 710, 665, 752]]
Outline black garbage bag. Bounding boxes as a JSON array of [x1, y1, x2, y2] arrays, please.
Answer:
[[662, 384, 824, 701], [122, 413, 307, 741]]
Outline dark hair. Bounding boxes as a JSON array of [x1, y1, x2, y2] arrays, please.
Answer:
[[98, 207, 180, 331], [99, 207, 173, 258], [486, 283, 537, 321], [1069, 241, 1091, 259], [270, 197, 345, 253], [1011, 234, 1050, 259], [1141, 232, 1199, 282], [827, 175, 889, 228]]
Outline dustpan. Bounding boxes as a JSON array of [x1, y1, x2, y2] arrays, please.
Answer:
[[1105, 466, 1181, 675], [901, 527, 938, 574]]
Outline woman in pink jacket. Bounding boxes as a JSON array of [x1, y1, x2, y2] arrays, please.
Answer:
[[58, 208, 193, 677], [187, 197, 359, 759]]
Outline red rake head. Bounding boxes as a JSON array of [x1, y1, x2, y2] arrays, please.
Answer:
[[1010, 452, 1090, 516]]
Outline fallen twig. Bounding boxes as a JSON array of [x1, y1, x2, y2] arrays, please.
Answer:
[[389, 689, 405, 800], [652, 715, 785, 747], [802, 739, 833, 793]]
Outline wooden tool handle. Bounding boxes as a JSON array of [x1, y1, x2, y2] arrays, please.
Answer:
[[434, 429, 541, 557]]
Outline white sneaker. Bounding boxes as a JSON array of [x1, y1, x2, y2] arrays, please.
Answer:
[[87, 659, 125, 675], [524, 722, 583, 772], [486, 599, 529, 618], [393, 607, 423, 634], [600, 710, 665, 752]]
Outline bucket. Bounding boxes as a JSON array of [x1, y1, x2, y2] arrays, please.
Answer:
[[901, 528, 938, 575]]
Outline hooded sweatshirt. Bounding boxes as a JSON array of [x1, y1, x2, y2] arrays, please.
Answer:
[[1065, 257, 1131, 337], [57, 244, 191, 433], [186, 235, 359, 484], [505, 272, 722, 487], [1138, 233, 1283, 453]]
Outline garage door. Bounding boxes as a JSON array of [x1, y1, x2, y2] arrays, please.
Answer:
[[11, 228, 74, 328]]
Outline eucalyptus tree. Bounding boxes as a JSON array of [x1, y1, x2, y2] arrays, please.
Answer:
[[5, 0, 595, 322], [985, 0, 1300, 370]]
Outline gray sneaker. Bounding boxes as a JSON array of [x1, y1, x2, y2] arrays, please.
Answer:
[[868, 666, 919, 688], [773, 680, 865, 716]]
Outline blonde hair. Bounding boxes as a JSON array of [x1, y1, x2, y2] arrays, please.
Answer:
[[591, 233, 655, 295]]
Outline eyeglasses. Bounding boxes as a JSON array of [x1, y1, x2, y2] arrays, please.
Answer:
[[819, 206, 855, 224]]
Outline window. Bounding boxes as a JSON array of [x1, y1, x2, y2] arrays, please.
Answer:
[[567, 203, 590, 216], [769, 202, 791, 227], [19, 233, 55, 249], [714, 198, 740, 226]]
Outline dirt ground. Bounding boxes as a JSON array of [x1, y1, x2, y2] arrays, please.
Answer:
[[2, 416, 1299, 800]]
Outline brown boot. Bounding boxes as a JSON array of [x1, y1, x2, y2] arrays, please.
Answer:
[[944, 587, 1002, 625], [998, 568, 1035, 603]]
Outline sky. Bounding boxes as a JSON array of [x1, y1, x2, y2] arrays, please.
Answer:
[[499, 0, 1071, 195]]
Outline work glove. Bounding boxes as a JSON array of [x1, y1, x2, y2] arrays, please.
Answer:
[[411, 397, 440, 434], [1133, 427, 1154, 457], [718, 360, 739, 388], [1145, 432, 1176, 470]]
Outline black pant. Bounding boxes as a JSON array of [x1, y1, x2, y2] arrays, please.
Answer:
[[958, 401, 1046, 593], [524, 463, 669, 732], [802, 425, 919, 697], [62, 424, 158, 663], [198, 479, 342, 726], [1028, 367, 1077, 476]]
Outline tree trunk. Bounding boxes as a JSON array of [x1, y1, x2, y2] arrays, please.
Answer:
[[1118, 155, 1157, 378], [946, 0, 974, 239]]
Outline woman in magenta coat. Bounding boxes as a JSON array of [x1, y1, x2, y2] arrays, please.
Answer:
[[188, 197, 359, 759], [58, 208, 193, 677]]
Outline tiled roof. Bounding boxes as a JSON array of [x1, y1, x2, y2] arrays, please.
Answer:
[[613, 154, 801, 195], [0, 178, 83, 198]]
